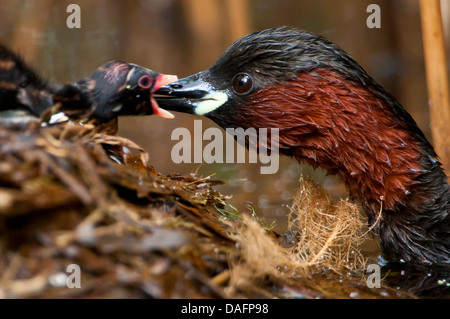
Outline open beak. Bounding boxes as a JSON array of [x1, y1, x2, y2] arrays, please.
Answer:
[[154, 72, 228, 116], [150, 74, 179, 119]]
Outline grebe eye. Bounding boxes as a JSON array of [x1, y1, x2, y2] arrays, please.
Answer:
[[138, 75, 153, 89], [232, 73, 253, 94]]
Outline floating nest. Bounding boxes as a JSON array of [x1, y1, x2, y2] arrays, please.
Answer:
[[0, 113, 413, 299]]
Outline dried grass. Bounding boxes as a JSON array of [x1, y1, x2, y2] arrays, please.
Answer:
[[226, 176, 368, 297], [288, 176, 366, 272]]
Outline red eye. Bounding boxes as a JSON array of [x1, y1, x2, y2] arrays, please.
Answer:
[[138, 75, 153, 89]]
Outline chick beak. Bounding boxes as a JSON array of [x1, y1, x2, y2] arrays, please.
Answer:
[[154, 73, 228, 116], [150, 74, 178, 119]]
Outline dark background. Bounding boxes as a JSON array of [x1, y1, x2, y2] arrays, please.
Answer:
[[1, 0, 448, 229]]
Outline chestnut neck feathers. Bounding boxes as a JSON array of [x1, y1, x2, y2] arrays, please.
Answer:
[[177, 27, 450, 266], [242, 69, 449, 265]]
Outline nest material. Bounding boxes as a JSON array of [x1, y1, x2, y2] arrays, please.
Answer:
[[225, 178, 369, 298], [0, 115, 412, 299]]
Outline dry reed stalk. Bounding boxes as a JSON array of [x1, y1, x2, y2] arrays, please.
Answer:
[[420, 0, 450, 177]]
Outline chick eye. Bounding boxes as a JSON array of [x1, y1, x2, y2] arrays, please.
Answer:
[[232, 73, 253, 94], [138, 75, 153, 89]]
